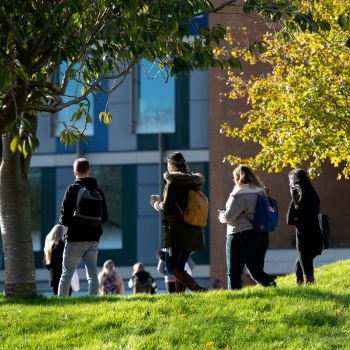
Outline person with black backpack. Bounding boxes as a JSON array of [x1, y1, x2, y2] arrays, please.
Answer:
[[58, 158, 108, 296], [218, 165, 276, 290], [150, 152, 207, 292], [128, 262, 157, 294]]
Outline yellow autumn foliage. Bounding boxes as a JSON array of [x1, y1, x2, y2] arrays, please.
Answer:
[[217, 0, 350, 179]]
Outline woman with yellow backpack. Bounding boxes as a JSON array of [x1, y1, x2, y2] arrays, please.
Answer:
[[150, 152, 207, 292]]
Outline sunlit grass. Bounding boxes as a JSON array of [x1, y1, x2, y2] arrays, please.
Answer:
[[1, 260, 350, 349]]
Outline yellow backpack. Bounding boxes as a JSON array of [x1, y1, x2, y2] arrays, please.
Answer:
[[176, 190, 209, 227]]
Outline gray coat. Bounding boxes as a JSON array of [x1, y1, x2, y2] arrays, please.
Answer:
[[219, 184, 262, 235]]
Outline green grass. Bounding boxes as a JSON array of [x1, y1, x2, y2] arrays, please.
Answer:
[[1, 260, 350, 350]]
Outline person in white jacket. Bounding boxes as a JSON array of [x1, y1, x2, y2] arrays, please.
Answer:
[[218, 165, 276, 290]]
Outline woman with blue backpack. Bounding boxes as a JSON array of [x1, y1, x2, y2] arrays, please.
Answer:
[[218, 165, 276, 290], [287, 169, 323, 284]]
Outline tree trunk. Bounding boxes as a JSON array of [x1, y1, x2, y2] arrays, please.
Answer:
[[0, 134, 36, 297]]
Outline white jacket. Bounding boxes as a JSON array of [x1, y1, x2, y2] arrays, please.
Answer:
[[218, 184, 262, 235]]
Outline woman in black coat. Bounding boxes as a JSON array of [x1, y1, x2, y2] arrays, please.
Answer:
[[287, 169, 323, 284], [150, 152, 206, 292], [44, 224, 69, 295]]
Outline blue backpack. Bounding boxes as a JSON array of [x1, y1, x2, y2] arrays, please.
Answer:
[[253, 193, 279, 232]]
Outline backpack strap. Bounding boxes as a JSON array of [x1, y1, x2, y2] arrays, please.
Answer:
[[175, 202, 184, 216]]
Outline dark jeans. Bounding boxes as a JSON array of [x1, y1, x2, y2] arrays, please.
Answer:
[[226, 229, 276, 290], [165, 281, 176, 293], [295, 250, 318, 277], [165, 247, 191, 275]]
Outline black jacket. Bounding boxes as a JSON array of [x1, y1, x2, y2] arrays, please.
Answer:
[[44, 240, 64, 289], [131, 271, 157, 294], [156, 171, 205, 251], [287, 186, 323, 255], [59, 177, 108, 242]]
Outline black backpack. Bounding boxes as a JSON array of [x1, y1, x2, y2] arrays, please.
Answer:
[[132, 275, 153, 294], [73, 185, 103, 227]]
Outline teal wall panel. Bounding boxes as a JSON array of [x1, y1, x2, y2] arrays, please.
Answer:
[[98, 165, 137, 266], [34, 167, 56, 267]]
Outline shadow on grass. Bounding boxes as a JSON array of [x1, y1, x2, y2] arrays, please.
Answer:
[[1, 284, 350, 308], [0, 291, 202, 306]]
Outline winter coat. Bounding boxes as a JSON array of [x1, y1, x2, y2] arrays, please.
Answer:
[[44, 240, 64, 290], [154, 171, 205, 252], [287, 186, 323, 255], [219, 184, 262, 235], [59, 177, 108, 242], [128, 271, 157, 294]]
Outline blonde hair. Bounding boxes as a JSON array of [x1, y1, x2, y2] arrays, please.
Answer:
[[233, 165, 264, 189], [44, 224, 64, 265], [98, 259, 125, 295], [101, 259, 116, 275], [133, 262, 144, 274]]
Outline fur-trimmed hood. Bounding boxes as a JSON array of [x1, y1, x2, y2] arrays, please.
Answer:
[[163, 171, 204, 189]]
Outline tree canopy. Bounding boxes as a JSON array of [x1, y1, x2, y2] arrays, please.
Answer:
[[218, 0, 350, 179], [0, 0, 237, 154]]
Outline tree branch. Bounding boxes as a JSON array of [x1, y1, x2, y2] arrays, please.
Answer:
[[204, 0, 238, 15], [0, 10, 26, 50], [22, 76, 104, 113]]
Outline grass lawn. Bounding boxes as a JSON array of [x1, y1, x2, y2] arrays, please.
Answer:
[[1, 260, 350, 349]]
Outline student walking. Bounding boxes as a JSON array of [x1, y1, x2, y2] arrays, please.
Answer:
[[128, 262, 157, 294], [150, 152, 206, 292], [156, 250, 176, 293], [43, 224, 67, 295], [58, 158, 108, 296], [287, 169, 323, 284], [99, 260, 125, 295], [157, 250, 197, 293], [218, 165, 276, 290]]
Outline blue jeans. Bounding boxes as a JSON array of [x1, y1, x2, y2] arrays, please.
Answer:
[[226, 229, 276, 290], [58, 241, 99, 296]]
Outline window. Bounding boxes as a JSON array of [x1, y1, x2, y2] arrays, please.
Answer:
[[28, 168, 41, 251], [134, 59, 175, 134], [55, 62, 94, 136], [93, 165, 122, 249]]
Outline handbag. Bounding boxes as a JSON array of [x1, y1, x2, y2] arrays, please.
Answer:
[[318, 213, 331, 249], [70, 269, 80, 292]]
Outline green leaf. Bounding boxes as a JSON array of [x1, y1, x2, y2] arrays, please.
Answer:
[[346, 38, 350, 48], [318, 20, 331, 31], [10, 136, 19, 153], [22, 140, 29, 158], [338, 14, 349, 28]]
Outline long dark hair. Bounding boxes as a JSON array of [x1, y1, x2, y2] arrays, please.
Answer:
[[289, 168, 319, 205], [167, 152, 188, 173]]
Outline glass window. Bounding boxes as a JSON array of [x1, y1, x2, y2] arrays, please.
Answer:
[[93, 165, 122, 249], [28, 168, 41, 251], [135, 59, 175, 134], [56, 62, 94, 136]]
